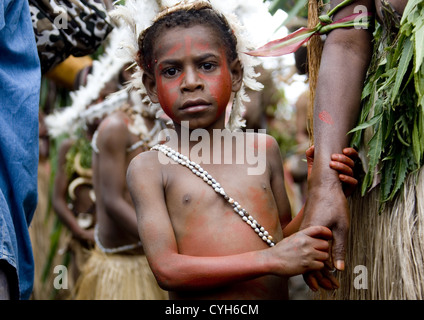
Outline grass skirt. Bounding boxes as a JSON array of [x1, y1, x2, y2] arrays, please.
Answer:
[[73, 246, 168, 300]]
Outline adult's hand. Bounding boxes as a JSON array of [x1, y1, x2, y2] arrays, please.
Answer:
[[302, 171, 349, 271]]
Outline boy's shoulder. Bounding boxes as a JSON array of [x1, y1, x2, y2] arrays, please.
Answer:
[[241, 131, 280, 153], [127, 148, 165, 185], [128, 150, 162, 172], [129, 148, 162, 168]]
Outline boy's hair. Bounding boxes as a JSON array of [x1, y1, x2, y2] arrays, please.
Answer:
[[138, 2, 238, 75]]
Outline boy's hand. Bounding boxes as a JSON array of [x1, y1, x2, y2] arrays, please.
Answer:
[[271, 226, 332, 277], [306, 145, 358, 197]]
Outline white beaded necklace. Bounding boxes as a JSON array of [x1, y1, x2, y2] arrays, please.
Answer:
[[151, 144, 276, 247]]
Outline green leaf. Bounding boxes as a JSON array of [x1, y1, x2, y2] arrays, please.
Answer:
[[414, 23, 424, 73], [412, 116, 421, 165], [349, 112, 382, 134], [396, 120, 411, 146], [383, 107, 395, 141], [381, 159, 394, 201], [361, 80, 373, 100], [391, 37, 413, 104], [401, 0, 419, 25], [388, 154, 408, 201], [361, 170, 372, 196], [366, 123, 383, 186], [415, 61, 424, 104]]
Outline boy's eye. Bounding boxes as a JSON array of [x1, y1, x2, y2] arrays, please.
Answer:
[[201, 63, 216, 71], [163, 67, 179, 77]]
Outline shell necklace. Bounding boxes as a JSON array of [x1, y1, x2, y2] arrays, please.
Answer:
[[151, 144, 276, 247]]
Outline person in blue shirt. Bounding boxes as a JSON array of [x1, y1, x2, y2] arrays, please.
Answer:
[[0, 0, 41, 300]]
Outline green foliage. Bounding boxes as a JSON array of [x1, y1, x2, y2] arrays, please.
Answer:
[[267, 0, 309, 18], [350, 0, 424, 202], [65, 128, 93, 180]]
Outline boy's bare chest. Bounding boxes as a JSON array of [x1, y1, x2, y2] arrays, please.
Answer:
[[162, 163, 282, 254]]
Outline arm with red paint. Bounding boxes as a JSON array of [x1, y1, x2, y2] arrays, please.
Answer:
[[301, 0, 373, 271]]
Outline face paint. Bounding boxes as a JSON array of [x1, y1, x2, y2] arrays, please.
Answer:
[[198, 47, 232, 120], [318, 110, 334, 125], [156, 64, 183, 119], [153, 26, 234, 124]]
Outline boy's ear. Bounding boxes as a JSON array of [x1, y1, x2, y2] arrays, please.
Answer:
[[142, 72, 159, 103], [230, 59, 243, 92]]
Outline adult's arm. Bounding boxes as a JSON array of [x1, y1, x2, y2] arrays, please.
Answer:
[[300, 0, 374, 270]]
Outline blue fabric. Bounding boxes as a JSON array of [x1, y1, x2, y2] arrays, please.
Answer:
[[0, 0, 40, 299]]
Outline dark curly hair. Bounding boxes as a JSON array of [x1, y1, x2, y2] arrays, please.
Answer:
[[137, 2, 238, 75]]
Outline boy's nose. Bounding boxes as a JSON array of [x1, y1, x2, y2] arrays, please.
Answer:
[[181, 67, 204, 92]]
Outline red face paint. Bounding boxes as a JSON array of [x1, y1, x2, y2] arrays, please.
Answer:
[[156, 64, 182, 119], [198, 49, 232, 120], [318, 110, 334, 125], [154, 41, 186, 119], [153, 26, 234, 125]]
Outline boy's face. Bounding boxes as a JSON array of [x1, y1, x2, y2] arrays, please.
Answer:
[[143, 24, 242, 129]]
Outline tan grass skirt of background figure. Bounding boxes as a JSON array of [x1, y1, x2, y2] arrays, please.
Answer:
[[73, 246, 168, 300], [320, 166, 424, 300]]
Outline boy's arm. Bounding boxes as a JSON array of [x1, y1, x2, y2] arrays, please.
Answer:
[[266, 134, 292, 231], [127, 151, 332, 292], [301, 0, 373, 270]]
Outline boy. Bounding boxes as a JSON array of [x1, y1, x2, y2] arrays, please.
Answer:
[[125, 1, 356, 300]]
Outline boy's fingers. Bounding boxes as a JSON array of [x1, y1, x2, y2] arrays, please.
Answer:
[[312, 238, 329, 251], [302, 225, 333, 240], [315, 250, 330, 262]]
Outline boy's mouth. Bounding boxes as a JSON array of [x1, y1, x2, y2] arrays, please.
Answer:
[[180, 99, 211, 113]]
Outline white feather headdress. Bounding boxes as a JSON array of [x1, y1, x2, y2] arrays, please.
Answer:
[[110, 0, 264, 131], [45, 0, 265, 137], [45, 24, 135, 138]]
